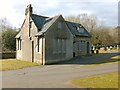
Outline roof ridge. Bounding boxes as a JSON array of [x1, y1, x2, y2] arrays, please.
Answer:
[[32, 14, 49, 18]]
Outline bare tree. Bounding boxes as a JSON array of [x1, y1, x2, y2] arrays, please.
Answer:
[[65, 13, 115, 46], [65, 15, 80, 23]]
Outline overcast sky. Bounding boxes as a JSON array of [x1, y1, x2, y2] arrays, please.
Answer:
[[0, 0, 119, 28]]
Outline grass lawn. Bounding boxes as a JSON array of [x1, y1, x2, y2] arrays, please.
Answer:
[[0, 59, 40, 71], [71, 72, 119, 88]]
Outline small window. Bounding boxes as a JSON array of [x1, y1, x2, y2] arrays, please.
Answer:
[[62, 39, 66, 53], [37, 38, 39, 52], [29, 21, 32, 28], [29, 21, 32, 37], [18, 39, 21, 50], [53, 39, 58, 53]]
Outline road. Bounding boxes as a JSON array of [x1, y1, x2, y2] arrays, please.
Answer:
[[2, 52, 119, 88]]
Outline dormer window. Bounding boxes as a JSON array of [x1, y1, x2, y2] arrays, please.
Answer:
[[78, 28, 84, 33]]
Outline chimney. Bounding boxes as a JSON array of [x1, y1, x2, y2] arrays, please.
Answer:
[[25, 4, 33, 15]]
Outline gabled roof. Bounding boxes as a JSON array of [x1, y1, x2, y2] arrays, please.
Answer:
[[37, 15, 61, 36], [31, 14, 91, 37], [31, 14, 48, 31], [32, 14, 61, 36]]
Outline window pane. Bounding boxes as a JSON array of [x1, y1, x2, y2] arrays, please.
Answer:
[[18, 39, 19, 50], [20, 40, 21, 50], [62, 39, 66, 53], [53, 39, 58, 53], [38, 38, 39, 52]]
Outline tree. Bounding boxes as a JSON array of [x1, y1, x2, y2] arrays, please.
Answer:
[[65, 15, 80, 23], [65, 14, 115, 46], [0, 18, 18, 51], [2, 28, 17, 51]]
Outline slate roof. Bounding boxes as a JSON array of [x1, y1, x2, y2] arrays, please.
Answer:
[[31, 14, 48, 31], [31, 14, 91, 37], [66, 21, 91, 37]]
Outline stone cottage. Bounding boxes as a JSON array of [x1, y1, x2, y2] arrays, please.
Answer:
[[16, 4, 91, 65]]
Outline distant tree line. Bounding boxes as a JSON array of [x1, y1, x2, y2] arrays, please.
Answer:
[[0, 18, 18, 52], [65, 13, 119, 47]]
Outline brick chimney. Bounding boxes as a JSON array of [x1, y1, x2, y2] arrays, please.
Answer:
[[25, 4, 33, 15]]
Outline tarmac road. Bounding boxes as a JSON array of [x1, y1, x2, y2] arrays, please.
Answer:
[[2, 52, 119, 88]]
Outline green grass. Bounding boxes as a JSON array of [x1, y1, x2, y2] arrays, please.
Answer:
[[71, 72, 119, 88], [0, 59, 40, 71]]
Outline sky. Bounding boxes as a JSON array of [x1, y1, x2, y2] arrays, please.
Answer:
[[0, 0, 119, 28]]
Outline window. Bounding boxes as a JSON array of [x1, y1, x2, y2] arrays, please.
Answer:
[[18, 39, 21, 50], [79, 40, 85, 52], [78, 28, 84, 33], [53, 39, 58, 53], [62, 39, 66, 53], [36, 37, 42, 53], [79, 41, 82, 51], [29, 21, 32, 28], [53, 38, 66, 53], [29, 21, 32, 36], [58, 22, 62, 29], [37, 38, 39, 52]]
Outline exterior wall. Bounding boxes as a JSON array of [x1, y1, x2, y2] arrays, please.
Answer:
[[34, 37, 44, 64], [16, 13, 32, 62], [44, 16, 73, 64], [16, 12, 43, 64], [73, 36, 91, 56]]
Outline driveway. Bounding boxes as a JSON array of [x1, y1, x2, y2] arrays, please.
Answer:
[[2, 52, 119, 88]]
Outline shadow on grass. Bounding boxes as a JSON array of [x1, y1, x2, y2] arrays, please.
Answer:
[[53, 52, 120, 65]]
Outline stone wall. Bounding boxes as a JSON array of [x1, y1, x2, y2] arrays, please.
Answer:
[[1, 52, 16, 59]]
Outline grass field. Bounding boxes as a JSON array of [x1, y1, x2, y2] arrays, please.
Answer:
[[0, 59, 40, 71], [71, 72, 119, 88]]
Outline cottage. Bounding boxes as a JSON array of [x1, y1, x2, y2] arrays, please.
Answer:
[[16, 4, 91, 65]]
